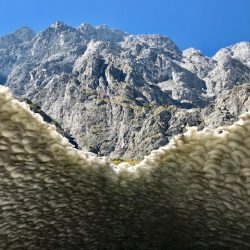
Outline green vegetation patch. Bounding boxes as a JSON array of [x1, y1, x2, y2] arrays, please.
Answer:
[[111, 158, 140, 165], [153, 105, 176, 115]]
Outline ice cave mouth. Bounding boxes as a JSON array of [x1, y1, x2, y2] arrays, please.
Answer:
[[1, 86, 250, 249]]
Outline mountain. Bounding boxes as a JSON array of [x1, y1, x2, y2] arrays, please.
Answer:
[[0, 26, 35, 49], [0, 22, 250, 159], [19, 97, 79, 149]]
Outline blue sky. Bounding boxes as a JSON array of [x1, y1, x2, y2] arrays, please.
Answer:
[[0, 0, 249, 56]]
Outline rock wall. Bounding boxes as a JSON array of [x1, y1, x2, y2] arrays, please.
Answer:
[[1, 24, 250, 159]]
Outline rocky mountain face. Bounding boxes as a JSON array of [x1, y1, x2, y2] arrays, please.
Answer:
[[19, 97, 79, 149], [1, 21, 250, 159], [0, 26, 36, 50]]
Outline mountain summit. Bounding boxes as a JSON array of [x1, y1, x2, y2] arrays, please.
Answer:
[[0, 26, 35, 49], [0, 22, 250, 159]]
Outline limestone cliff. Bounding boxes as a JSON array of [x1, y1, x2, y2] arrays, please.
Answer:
[[1, 23, 250, 160]]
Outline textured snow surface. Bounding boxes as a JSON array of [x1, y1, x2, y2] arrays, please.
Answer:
[[1, 86, 250, 249]]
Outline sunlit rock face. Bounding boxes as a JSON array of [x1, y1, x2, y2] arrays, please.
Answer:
[[1, 23, 250, 160], [0, 27, 35, 50], [1, 87, 250, 249]]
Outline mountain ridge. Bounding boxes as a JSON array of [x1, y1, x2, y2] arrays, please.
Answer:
[[0, 22, 250, 159]]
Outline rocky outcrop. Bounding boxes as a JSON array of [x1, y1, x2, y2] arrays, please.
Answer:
[[0, 27, 35, 49], [202, 83, 250, 129], [181, 48, 215, 79], [0, 22, 250, 159], [20, 97, 79, 149]]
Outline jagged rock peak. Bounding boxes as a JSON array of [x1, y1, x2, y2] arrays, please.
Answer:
[[180, 48, 215, 80], [121, 34, 182, 58], [0, 26, 36, 49], [49, 21, 76, 31], [126, 33, 178, 45], [14, 26, 35, 34], [78, 22, 126, 42], [0, 26, 35, 38], [51, 21, 65, 28], [79, 23, 124, 32], [95, 24, 112, 29], [183, 48, 205, 58], [213, 41, 250, 66], [78, 22, 95, 30], [14, 26, 36, 40]]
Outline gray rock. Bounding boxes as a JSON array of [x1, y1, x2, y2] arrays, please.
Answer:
[[204, 54, 250, 95], [202, 83, 250, 129], [181, 48, 215, 78], [0, 22, 250, 159], [0, 26, 35, 49]]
